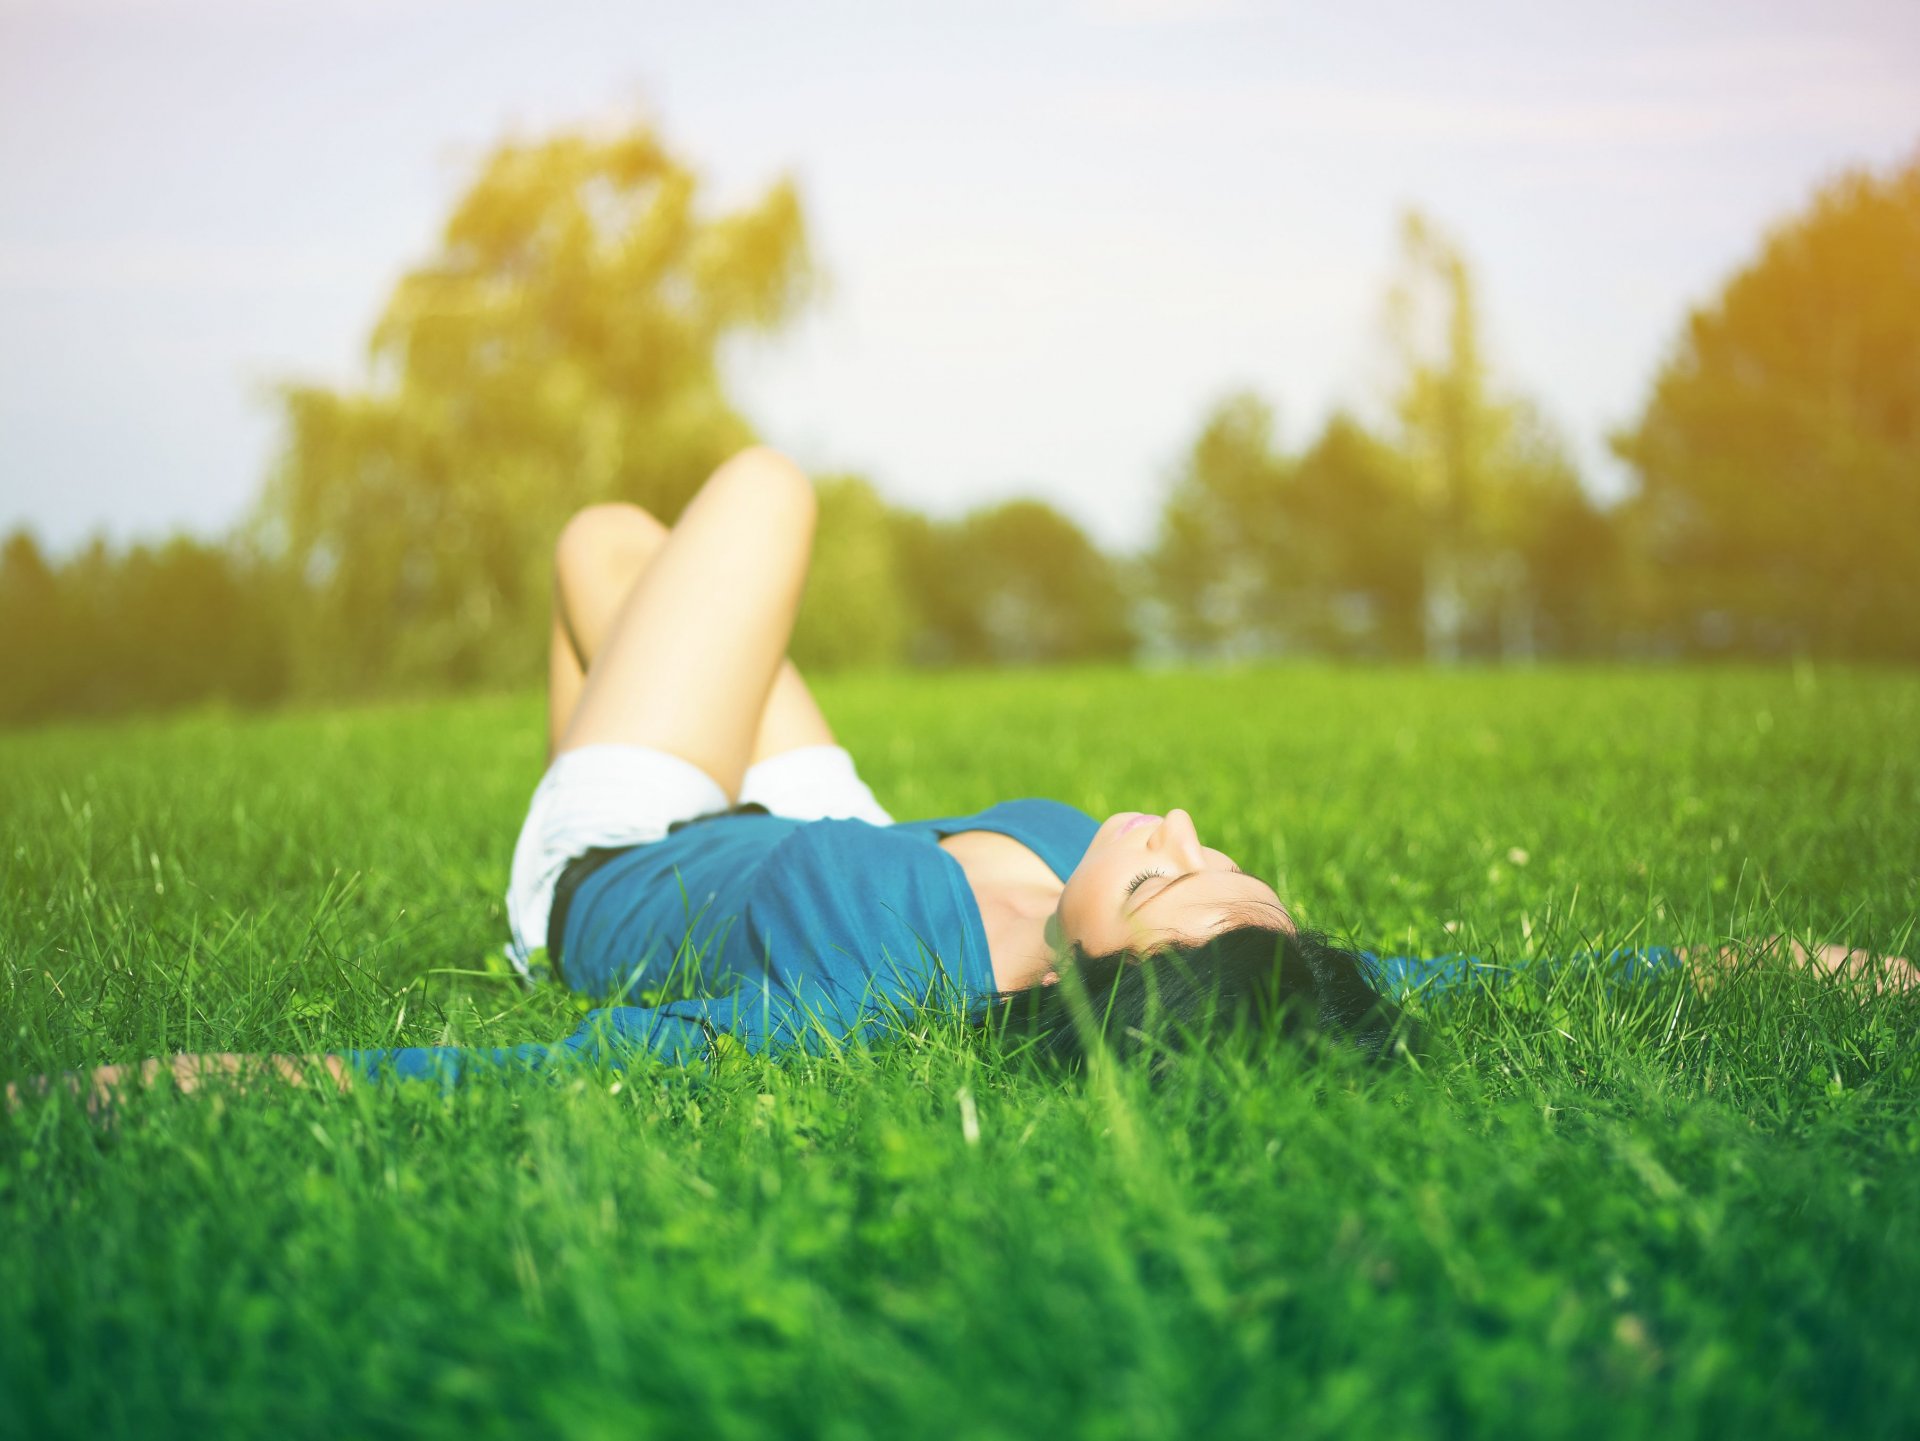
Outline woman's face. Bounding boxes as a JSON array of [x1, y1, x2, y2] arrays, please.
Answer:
[[1053, 808, 1292, 960]]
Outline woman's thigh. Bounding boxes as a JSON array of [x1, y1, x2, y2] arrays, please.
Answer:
[[557, 447, 817, 798]]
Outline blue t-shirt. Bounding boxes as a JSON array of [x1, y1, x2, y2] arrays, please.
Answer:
[[352, 798, 1101, 1083]]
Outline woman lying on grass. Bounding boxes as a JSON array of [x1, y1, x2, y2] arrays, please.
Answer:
[[18, 448, 1917, 1109]]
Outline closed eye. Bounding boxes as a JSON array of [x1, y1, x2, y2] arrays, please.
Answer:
[[1125, 869, 1167, 896]]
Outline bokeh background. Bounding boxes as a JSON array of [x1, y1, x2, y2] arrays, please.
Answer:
[[2, 0, 1917, 723]]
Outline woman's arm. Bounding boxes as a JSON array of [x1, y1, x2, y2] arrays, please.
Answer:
[[1373, 939, 1916, 1000], [7, 1052, 355, 1116], [1678, 937, 1918, 993], [7, 988, 797, 1114]]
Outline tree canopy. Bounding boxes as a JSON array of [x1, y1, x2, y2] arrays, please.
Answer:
[[1614, 152, 1920, 658], [1149, 211, 1613, 662], [893, 499, 1134, 666], [258, 126, 813, 695]]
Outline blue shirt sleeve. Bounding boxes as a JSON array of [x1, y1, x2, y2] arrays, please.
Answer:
[[346, 990, 783, 1084], [1369, 947, 1684, 1000]]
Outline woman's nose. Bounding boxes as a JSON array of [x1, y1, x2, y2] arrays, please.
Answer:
[[1151, 808, 1205, 861]]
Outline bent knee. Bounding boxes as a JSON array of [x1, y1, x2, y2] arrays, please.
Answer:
[[714, 445, 816, 524], [555, 502, 667, 582]]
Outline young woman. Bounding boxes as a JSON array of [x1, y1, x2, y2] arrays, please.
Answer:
[[17, 448, 1913, 1108], [358, 444, 1404, 1081]]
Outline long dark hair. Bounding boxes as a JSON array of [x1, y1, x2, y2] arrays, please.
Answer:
[[990, 924, 1410, 1070]]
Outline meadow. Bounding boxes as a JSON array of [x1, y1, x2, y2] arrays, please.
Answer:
[[3, 665, 1918, 1439]]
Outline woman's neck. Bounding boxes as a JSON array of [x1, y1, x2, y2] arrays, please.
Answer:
[[972, 881, 1062, 992], [936, 831, 1065, 992]]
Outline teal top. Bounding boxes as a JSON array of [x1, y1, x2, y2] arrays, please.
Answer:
[[352, 799, 1101, 1082]]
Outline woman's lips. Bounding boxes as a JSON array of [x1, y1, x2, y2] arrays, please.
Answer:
[[1120, 813, 1160, 835]]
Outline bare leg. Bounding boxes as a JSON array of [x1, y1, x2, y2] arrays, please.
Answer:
[[549, 501, 840, 768], [547, 503, 669, 759], [553, 447, 824, 796], [746, 661, 838, 768], [547, 600, 584, 762]]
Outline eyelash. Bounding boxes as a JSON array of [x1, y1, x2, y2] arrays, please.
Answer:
[[1126, 869, 1166, 896]]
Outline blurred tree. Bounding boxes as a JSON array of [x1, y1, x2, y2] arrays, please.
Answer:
[[887, 509, 986, 665], [258, 124, 813, 696], [1386, 210, 1612, 659], [1613, 154, 1920, 658], [1150, 221, 1617, 665], [1151, 395, 1442, 658], [0, 531, 289, 726], [0, 531, 69, 724], [1284, 412, 1428, 658], [892, 498, 1133, 664], [789, 475, 913, 671], [1501, 401, 1620, 658], [959, 499, 1135, 664], [1386, 210, 1515, 658], [1150, 392, 1295, 655]]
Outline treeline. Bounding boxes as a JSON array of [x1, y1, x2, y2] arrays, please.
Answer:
[[0, 487, 1132, 726], [0, 532, 287, 723], [3, 126, 1915, 727]]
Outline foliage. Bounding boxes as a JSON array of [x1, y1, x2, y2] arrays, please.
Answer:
[[0, 529, 287, 727], [1384, 212, 1614, 659], [1151, 214, 1618, 662], [1150, 392, 1294, 656], [892, 498, 1136, 665], [1613, 152, 1920, 659], [1151, 399, 1433, 660], [0, 481, 1136, 730], [257, 124, 811, 697], [952, 498, 1136, 664], [789, 475, 913, 671], [1284, 412, 1428, 657], [4, 668, 1919, 1437], [10, 149, 1916, 735]]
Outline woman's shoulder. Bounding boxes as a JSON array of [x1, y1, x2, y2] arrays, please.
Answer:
[[895, 797, 1101, 881], [903, 796, 1097, 833], [978, 797, 1099, 830]]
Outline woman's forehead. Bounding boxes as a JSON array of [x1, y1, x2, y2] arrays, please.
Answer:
[[1144, 877, 1289, 932]]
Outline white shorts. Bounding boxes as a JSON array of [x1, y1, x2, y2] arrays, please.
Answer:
[[504, 743, 892, 980]]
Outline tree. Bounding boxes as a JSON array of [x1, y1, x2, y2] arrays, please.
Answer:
[[887, 509, 987, 665], [1284, 412, 1427, 658], [1613, 153, 1920, 658], [1385, 210, 1609, 659], [959, 500, 1135, 664], [1386, 211, 1518, 658], [789, 475, 913, 671], [893, 499, 1134, 665], [1150, 392, 1294, 656], [0, 531, 67, 725], [257, 123, 814, 696], [0, 530, 290, 727], [1148, 216, 1616, 664]]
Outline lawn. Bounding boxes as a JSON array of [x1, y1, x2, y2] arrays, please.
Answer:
[[3, 665, 1917, 1439]]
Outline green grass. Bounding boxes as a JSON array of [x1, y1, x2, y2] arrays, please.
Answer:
[[4, 666, 1918, 1439]]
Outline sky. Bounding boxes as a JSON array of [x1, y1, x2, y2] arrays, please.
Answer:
[[2, 0, 1916, 555]]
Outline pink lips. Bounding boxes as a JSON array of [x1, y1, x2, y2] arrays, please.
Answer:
[[1121, 813, 1160, 835]]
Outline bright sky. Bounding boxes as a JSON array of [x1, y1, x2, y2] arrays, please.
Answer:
[[2, 0, 1916, 554]]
